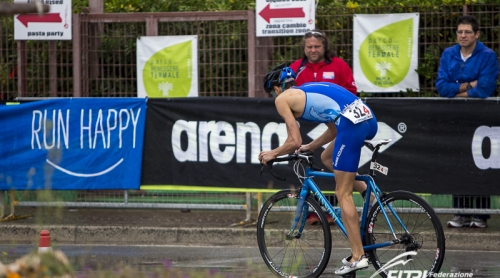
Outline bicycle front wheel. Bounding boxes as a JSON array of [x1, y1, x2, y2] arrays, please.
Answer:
[[257, 189, 332, 278], [365, 190, 445, 278]]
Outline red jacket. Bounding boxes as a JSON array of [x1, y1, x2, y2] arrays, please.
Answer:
[[290, 57, 357, 95]]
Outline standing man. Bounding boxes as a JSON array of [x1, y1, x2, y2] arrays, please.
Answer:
[[436, 15, 499, 228], [436, 15, 499, 98], [290, 30, 357, 95], [259, 64, 377, 275]]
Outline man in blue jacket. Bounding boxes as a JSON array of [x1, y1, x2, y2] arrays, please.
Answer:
[[436, 15, 499, 98], [436, 15, 498, 229]]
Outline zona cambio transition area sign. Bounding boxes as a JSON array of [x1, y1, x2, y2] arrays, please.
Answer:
[[255, 0, 316, 37]]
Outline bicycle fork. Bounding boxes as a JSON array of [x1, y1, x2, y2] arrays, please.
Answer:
[[287, 188, 309, 239]]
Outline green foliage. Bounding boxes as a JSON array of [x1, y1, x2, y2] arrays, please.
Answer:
[[101, 0, 255, 13], [0, 17, 17, 99], [73, 0, 498, 13], [417, 48, 440, 81], [73, 0, 90, 13], [328, 0, 495, 7]]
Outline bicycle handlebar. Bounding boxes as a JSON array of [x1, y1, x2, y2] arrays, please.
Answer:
[[260, 139, 391, 181], [259, 151, 324, 181]]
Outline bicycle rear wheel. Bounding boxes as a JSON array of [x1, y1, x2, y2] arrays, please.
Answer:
[[365, 190, 445, 278], [257, 189, 332, 278]]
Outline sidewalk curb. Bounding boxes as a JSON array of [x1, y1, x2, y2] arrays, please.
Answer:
[[1, 224, 500, 250], [444, 231, 500, 251]]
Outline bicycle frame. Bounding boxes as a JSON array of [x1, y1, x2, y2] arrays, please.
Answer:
[[258, 140, 445, 278], [290, 168, 411, 252]]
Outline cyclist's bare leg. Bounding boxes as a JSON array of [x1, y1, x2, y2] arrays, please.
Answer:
[[334, 170, 364, 261], [322, 141, 374, 202]]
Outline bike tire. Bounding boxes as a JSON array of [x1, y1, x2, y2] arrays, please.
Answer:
[[257, 189, 332, 278], [365, 190, 445, 278]]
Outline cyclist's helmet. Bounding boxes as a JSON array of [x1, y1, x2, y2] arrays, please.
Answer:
[[263, 63, 296, 94]]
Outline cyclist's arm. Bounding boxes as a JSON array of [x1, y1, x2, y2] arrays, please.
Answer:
[[259, 95, 302, 164], [300, 123, 337, 152]]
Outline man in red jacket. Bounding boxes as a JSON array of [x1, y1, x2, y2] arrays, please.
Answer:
[[290, 30, 357, 95]]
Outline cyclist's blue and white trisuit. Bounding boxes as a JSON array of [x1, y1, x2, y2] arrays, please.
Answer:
[[296, 82, 378, 172]]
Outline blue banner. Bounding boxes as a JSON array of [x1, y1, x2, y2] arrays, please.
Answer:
[[0, 98, 147, 190]]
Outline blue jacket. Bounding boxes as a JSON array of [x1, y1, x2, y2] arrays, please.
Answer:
[[436, 41, 499, 98]]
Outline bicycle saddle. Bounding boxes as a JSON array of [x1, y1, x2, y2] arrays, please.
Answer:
[[363, 139, 392, 150]]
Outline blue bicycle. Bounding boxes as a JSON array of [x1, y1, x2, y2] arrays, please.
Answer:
[[257, 139, 445, 278]]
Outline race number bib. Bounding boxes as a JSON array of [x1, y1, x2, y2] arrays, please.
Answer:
[[341, 99, 373, 124]]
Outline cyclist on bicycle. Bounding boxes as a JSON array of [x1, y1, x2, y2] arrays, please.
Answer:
[[258, 63, 378, 275]]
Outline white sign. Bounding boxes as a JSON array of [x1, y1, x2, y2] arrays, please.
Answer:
[[353, 13, 419, 93], [255, 0, 315, 37], [136, 36, 198, 98], [14, 0, 72, 40]]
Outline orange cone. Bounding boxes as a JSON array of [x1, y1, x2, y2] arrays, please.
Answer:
[[38, 230, 52, 253]]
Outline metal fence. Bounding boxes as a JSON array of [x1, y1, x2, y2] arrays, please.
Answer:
[[1, 5, 500, 216], [1, 190, 498, 221], [1, 5, 499, 100]]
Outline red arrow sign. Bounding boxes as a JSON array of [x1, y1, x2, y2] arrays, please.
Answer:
[[258, 4, 305, 24], [16, 13, 62, 27]]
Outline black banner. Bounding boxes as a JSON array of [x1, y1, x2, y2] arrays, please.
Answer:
[[141, 98, 500, 195]]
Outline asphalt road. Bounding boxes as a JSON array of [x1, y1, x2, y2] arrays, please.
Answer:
[[1, 244, 499, 277], [2, 207, 499, 252]]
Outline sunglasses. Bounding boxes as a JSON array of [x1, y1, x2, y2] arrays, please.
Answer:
[[304, 31, 324, 37]]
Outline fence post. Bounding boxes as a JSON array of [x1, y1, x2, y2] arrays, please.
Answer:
[[256, 192, 262, 214], [0, 191, 4, 217], [73, 14, 82, 97], [88, 0, 104, 89], [17, 41, 27, 97], [89, 12, 103, 84], [49, 41, 58, 97], [89, 0, 103, 13], [245, 192, 252, 221], [247, 10, 256, 97], [80, 14, 89, 97], [146, 16, 158, 36], [255, 37, 274, 98]]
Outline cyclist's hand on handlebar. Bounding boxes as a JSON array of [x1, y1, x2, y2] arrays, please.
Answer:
[[258, 150, 277, 165], [296, 144, 315, 154]]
